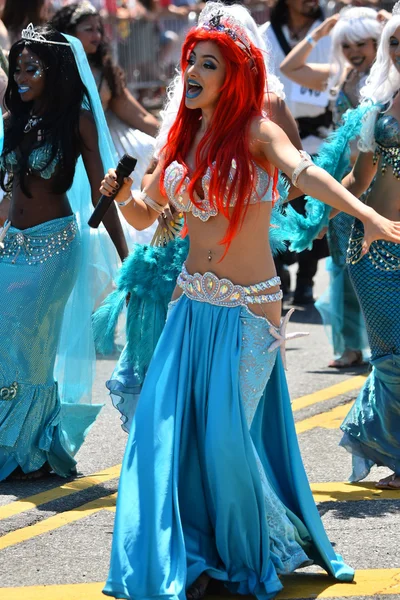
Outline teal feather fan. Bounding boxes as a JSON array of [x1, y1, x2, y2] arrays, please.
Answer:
[[93, 236, 190, 383], [271, 103, 374, 253]]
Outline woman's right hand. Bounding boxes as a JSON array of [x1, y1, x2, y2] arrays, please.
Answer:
[[100, 168, 133, 204], [313, 14, 339, 41]]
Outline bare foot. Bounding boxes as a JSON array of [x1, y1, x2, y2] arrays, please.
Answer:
[[187, 573, 211, 600], [376, 473, 400, 489], [329, 349, 364, 369]]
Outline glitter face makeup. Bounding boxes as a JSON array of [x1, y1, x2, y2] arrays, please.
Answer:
[[13, 48, 46, 103]]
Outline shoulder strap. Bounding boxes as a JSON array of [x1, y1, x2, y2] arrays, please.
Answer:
[[270, 22, 292, 56]]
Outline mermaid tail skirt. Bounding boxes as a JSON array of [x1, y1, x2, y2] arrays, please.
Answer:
[[0, 216, 102, 480], [315, 212, 368, 356], [104, 296, 353, 599], [340, 221, 400, 481]]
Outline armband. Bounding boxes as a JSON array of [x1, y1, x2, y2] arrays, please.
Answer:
[[291, 151, 314, 187]]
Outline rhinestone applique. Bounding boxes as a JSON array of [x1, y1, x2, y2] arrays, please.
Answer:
[[0, 381, 18, 401], [0, 220, 78, 265], [164, 159, 272, 222], [177, 263, 282, 307], [347, 226, 400, 271]]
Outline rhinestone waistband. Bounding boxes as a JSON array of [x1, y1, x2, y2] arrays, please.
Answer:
[[0, 217, 78, 265], [177, 263, 282, 307]]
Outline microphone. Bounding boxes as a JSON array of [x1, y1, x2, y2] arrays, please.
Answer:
[[88, 154, 138, 229]]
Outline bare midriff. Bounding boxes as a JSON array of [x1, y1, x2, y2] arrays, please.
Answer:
[[171, 202, 282, 327], [365, 167, 400, 222], [8, 175, 72, 230]]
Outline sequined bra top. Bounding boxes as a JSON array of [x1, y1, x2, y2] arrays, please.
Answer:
[[373, 113, 400, 179], [164, 160, 273, 222], [0, 144, 60, 180]]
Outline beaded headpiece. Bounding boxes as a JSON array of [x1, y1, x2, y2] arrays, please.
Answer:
[[70, 1, 98, 25], [393, 1, 400, 16], [21, 23, 70, 46], [197, 7, 254, 62]]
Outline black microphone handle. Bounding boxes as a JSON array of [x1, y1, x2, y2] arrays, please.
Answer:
[[88, 156, 137, 229]]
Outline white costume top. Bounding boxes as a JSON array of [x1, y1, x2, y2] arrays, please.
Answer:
[[259, 20, 332, 154]]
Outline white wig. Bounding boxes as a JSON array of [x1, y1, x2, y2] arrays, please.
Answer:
[[154, 2, 284, 158], [358, 14, 400, 152], [328, 7, 383, 98]]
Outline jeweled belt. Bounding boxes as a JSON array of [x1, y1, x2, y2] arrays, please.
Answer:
[[0, 219, 78, 264], [177, 263, 283, 307], [347, 223, 400, 271]]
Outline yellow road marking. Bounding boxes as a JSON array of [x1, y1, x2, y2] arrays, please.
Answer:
[[1, 570, 400, 599], [0, 464, 121, 521], [292, 375, 366, 412], [278, 569, 400, 598], [311, 481, 400, 503], [296, 402, 350, 434], [0, 494, 117, 551]]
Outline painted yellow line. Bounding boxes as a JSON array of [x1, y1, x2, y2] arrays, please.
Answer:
[[311, 481, 400, 503], [278, 569, 400, 599], [292, 375, 366, 412], [1, 570, 400, 599], [0, 464, 121, 521], [296, 402, 351, 434], [0, 494, 117, 551]]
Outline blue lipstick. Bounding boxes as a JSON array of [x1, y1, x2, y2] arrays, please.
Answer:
[[186, 79, 203, 99]]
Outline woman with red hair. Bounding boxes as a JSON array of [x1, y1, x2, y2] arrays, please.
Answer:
[[100, 8, 400, 600]]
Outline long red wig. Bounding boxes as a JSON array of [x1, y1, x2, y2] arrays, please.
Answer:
[[161, 25, 277, 252]]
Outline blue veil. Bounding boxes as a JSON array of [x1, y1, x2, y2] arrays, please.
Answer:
[[54, 34, 130, 410]]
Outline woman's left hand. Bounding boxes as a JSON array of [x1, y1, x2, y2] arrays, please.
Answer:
[[361, 209, 400, 255]]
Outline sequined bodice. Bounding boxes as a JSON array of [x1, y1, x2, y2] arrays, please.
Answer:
[[0, 144, 60, 180], [373, 114, 400, 178], [164, 160, 273, 222]]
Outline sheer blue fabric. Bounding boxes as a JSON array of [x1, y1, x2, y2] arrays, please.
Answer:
[[340, 220, 400, 481], [315, 212, 368, 357], [104, 295, 353, 600]]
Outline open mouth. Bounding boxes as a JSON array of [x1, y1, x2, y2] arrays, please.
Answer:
[[18, 86, 30, 94], [349, 57, 365, 67], [186, 79, 203, 99]]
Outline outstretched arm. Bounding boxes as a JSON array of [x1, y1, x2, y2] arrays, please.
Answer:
[[254, 118, 400, 252], [80, 111, 129, 261]]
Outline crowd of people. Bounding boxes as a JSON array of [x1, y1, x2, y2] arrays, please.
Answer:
[[0, 1, 400, 599]]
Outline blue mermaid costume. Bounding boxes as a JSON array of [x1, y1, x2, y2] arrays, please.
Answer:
[[0, 35, 123, 480], [340, 111, 400, 481], [102, 159, 354, 599]]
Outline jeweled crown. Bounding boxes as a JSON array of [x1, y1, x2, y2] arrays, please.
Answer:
[[197, 6, 253, 60], [21, 23, 70, 46]]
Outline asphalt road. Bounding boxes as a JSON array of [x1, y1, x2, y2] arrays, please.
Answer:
[[0, 260, 399, 600]]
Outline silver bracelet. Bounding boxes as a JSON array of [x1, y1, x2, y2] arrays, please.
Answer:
[[138, 190, 165, 214], [117, 192, 133, 207], [305, 33, 316, 47], [292, 150, 314, 187]]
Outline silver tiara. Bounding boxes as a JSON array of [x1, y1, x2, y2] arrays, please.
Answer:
[[393, 1, 400, 16], [70, 1, 98, 25], [21, 23, 70, 46], [198, 9, 253, 59]]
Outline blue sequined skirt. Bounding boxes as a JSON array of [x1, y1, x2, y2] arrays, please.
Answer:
[[340, 220, 400, 481], [0, 216, 101, 480], [104, 294, 353, 600]]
